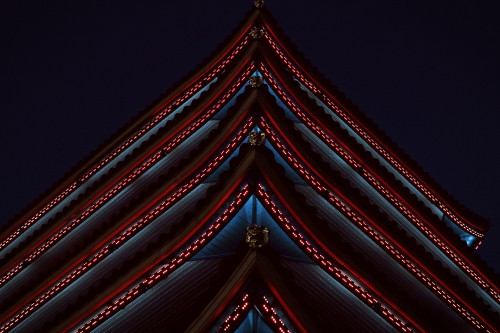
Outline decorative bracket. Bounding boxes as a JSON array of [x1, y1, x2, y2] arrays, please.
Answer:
[[246, 225, 270, 248], [249, 75, 263, 88], [250, 26, 265, 39], [254, 0, 264, 8], [249, 130, 266, 146]]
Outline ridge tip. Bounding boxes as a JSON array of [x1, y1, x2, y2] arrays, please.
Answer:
[[254, 0, 264, 8]]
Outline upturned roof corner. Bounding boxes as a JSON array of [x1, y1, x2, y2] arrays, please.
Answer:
[[1, 4, 498, 333]]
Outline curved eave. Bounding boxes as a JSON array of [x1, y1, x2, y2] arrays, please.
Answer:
[[259, 111, 500, 320], [186, 250, 311, 333], [0, 58, 254, 269], [13, 145, 413, 333], [0, 6, 261, 243], [258, 152, 498, 331], [257, 48, 477, 250], [0, 87, 262, 327], [0, 27, 260, 261], [258, 7, 489, 234], [3, 152, 253, 332], [256, 112, 499, 325], [0, 62, 257, 291], [1, 6, 497, 332], [253, 58, 500, 295], [61, 180, 254, 332], [252, 147, 491, 331]]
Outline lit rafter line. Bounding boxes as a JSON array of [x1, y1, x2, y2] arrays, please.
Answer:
[[262, 28, 484, 238], [0, 35, 251, 254], [258, 61, 499, 304], [215, 295, 294, 333], [0, 64, 256, 289], [0, 115, 256, 331], [255, 183, 418, 333], [257, 296, 293, 333], [216, 294, 252, 333], [72, 185, 251, 332], [258, 118, 492, 331]]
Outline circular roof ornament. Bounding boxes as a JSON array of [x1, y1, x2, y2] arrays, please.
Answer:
[[249, 130, 266, 146], [249, 75, 263, 88], [250, 26, 265, 39], [254, 0, 264, 8], [246, 225, 269, 248]]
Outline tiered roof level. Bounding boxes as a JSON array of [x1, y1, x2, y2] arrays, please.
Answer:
[[0, 2, 498, 332]]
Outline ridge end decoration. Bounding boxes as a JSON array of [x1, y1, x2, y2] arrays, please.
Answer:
[[254, 0, 264, 8], [245, 224, 269, 248], [250, 26, 265, 39], [249, 130, 266, 146], [249, 75, 263, 88]]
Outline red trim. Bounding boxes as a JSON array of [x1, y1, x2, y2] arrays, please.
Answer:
[[263, 285, 306, 333], [66, 183, 250, 332], [150, 23, 253, 116], [258, 62, 499, 301], [257, 295, 294, 333], [0, 63, 255, 288], [263, 26, 486, 234], [255, 183, 420, 332], [2, 114, 253, 321], [214, 293, 297, 333], [259, 119, 493, 331], [0, 21, 254, 253], [0, 117, 255, 329], [215, 294, 252, 333]]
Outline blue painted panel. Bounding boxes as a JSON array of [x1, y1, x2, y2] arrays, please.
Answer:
[[95, 259, 224, 333], [10, 185, 211, 332], [192, 195, 310, 262], [263, 141, 306, 185], [212, 81, 249, 120], [1, 78, 220, 262], [234, 309, 274, 333]]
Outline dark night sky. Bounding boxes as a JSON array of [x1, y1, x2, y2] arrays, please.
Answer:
[[1, 1, 499, 273]]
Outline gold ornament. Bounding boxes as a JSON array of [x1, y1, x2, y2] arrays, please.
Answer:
[[250, 26, 265, 39], [245, 225, 269, 248], [254, 0, 264, 8], [249, 130, 266, 146], [249, 75, 263, 88]]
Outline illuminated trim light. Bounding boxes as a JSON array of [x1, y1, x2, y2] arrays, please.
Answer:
[[216, 294, 292, 333], [0, 65, 256, 288], [262, 30, 483, 239], [258, 120, 492, 331], [255, 184, 415, 332], [257, 61, 498, 304], [0, 119, 255, 332], [0, 35, 251, 254]]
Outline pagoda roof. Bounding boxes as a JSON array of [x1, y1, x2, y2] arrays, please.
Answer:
[[0, 5, 489, 239], [0, 3, 498, 332], [258, 8, 490, 227]]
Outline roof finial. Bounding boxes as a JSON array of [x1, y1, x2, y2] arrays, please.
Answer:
[[245, 225, 269, 248], [250, 26, 265, 39], [254, 0, 264, 8]]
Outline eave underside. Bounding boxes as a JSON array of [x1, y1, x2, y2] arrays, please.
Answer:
[[1, 7, 499, 333]]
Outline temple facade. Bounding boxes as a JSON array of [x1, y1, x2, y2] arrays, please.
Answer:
[[0, 2, 498, 332]]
